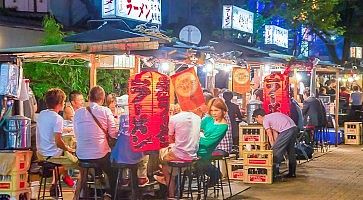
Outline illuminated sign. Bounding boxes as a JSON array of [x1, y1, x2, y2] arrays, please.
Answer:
[[102, 0, 162, 25], [222, 5, 254, 33], [350, 47, 362, 59], [265, 25, 288, 48]]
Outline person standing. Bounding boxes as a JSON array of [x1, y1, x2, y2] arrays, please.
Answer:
[[222, 91, 243, 145], [73, 86, 118, 199], [350, 86, 363, 120], [252, 108, 298, 179]]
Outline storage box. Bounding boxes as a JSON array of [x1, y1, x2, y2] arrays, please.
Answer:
[[227, 160, 244, 181], [344, 122, 362, 135], [0, 172, 28, 191], [239, 142, 269, 158], [243, 166, 273, 184], [0, 189, 30, 200], [239, 125, 267, 143], [314, 129, 343, 145], [0, 150, 32, 174], [344, 134, 362, 145], [243, 150, 273, 167]]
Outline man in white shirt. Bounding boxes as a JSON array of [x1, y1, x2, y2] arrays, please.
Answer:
[[36, 88, 77, 195], [73, 86, 118, 199], [155, 105, 206, 197]]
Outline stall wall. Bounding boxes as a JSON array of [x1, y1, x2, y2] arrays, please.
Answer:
[[0, 26, 44, 49]]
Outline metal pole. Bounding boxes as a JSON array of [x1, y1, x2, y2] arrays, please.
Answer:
[[335, 70, 340, 147]]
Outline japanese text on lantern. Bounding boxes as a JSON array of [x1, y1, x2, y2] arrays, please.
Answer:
[[263, 73, 290, 115], [128, 72, 170, 152]]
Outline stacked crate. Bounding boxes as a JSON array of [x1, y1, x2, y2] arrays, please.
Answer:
[[239, 125, 269, 157], [344, 122, 363, 145], [243, 150, 273, 184], [227, 159, 244, 181], [0, 150, 32, 200]]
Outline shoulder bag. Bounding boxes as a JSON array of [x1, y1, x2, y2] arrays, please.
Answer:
[[86, 106, 116, 148]]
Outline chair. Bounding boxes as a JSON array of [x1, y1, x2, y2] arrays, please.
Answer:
[[210, 152, 233, 200], [37, 161, 63, 200], [112, 163, 140, 200], [78, 162, 103, 200], [167, 160, 194, 200]]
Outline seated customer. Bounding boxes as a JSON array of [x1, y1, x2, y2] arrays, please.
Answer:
[[154, 104, 206, 197], [73, 86, 118, 199], [198, 98, 228, 186], [110, 96, 149, 187], [36, 88, 77, 195]]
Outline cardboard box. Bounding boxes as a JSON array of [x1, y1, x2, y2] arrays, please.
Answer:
[[227, 160, 244, 181], [0, 172, 28, 191], [243, 150, 273, 167], [239, 142, 270, 158], [244, 166, 273, 184]]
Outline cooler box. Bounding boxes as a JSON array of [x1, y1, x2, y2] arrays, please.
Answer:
[[314, 129, 343, 145]]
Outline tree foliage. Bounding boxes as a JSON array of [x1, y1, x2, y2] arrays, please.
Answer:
[[23, 15, 129, 100]]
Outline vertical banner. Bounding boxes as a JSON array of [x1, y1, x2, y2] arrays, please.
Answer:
[[171, 67, 205, 111], [232, 67, 250, 94], [263, 73, 290, 115], [128, 71, 170, 152]]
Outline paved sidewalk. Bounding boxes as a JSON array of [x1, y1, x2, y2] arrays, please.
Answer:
[[238, 145, 363, 200]]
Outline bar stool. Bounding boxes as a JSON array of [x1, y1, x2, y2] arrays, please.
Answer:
[[210, 152, 232, 200], [167, 160, 194, 199], [112, 163, 139, 200], [78, 162, 103, 200], [37, 161, 63, 200]]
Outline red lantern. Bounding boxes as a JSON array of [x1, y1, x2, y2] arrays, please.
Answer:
[[128, 71, 170, 152], [263, 73, 290, 115]]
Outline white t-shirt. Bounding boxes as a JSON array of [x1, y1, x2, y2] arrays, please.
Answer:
[[36, 109, 64, 157], [169, 112, 201, 160]]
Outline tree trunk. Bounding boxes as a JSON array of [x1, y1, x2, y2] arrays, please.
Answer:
[[314, 31, 342, 64]]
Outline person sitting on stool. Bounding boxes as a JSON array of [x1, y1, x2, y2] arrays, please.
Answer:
[[252, 108, 298, 179]]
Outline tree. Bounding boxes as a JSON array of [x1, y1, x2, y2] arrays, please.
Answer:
[[260, 0, 362, 64], [23, 15, 129, 99]]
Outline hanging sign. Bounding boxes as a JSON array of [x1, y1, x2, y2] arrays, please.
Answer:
[[128, 71, 170, 152], [232, 67, 250, 94], [222, 5, 254, 33], [102, 0, 162, 24], [265, 25, 288, 48], [263, 73, 290, 115], [171, 67, 205, 111]]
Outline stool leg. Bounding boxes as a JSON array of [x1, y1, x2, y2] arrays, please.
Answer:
[[187, 166, 193, 200], [114, 168, 121, 200], [37, 175, 44, 200], [130, 166, 139, 200], [85, 168, 89, 199], [93, 168, 97, 200], [217, 161, 224, 199], [196, 171, 201, 199], [224, 158, 232, 197], [168, 167, 174, 198], [57, 167, 64, 199], [176, 167, 182, 200], [42, 176, 47, 200]]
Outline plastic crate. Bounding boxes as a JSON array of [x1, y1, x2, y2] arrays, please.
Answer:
[[0, 150, 32, 173], [344, 122, 362, 135], [0, 172, 28, 191], [344, 134, 362, 145], [239, 125, 267, 143], [243, 166, 273, 184], [227, 160, 244, 181], [0, 189, 30, 200], [239, 142, 269, 158], [243, 150, 273, 167]]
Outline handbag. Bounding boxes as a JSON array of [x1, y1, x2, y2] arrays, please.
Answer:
[[86, 106, 116, 148]]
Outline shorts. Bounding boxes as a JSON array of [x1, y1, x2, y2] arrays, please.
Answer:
[[159, 147, 189, 176], [37, 151, 78, 168]]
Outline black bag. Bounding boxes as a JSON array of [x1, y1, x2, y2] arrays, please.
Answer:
[[295, 142, 313, 160]]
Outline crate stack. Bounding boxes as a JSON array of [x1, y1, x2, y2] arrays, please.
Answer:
[[238, 125, 269, 157], [344, 122, 363, 145], [227, 159, 244, 181], [243, 150, 273, 184], [0, 150, 32, 200]]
